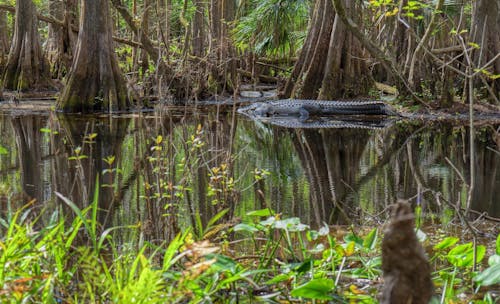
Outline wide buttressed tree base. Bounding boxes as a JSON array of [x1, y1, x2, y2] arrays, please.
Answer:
[[282, 0, 372, 100], [2, 0, 53, 92], [57, 0, 131, 113]]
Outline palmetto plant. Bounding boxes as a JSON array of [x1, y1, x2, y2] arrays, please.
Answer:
[[233, 0, 310, 57]]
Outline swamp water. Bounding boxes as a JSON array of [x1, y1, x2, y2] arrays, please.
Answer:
[[0, 108, 499, 243]]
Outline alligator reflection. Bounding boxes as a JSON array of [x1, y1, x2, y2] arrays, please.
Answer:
[[0, 111, 499, 243]]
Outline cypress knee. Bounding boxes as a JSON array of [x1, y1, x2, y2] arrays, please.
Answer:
[[380, 200, 434, 304]]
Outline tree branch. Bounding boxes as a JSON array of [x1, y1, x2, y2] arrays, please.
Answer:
[[408, 0, 444, 86], [0, 4, 143, 49]]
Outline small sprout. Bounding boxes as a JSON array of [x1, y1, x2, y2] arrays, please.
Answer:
[[103, 155, 115, 166]]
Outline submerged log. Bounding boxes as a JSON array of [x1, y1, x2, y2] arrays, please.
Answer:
[[380, 200, 434, 304]]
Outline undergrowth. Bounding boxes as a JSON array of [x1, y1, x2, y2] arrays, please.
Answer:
[[0, 197, 498, 303]]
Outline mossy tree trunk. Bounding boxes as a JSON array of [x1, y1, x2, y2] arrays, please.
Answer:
[[284, 0, 372, 100], [2, 0, 52, 92], [57, 0, 131, 113]]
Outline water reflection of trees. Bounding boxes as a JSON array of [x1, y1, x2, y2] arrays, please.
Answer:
[[242, 121, 500, 226], [290, 128, 370, 225], [1, 113, 499, 242]]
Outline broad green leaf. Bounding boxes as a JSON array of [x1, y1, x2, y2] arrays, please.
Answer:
[[0, 145, 7, 155], [274, 217, 309, 232], [447, 243, 486, 268], [344, 233, 364, 248], [434, 237, 459, 250], [488, 254, 500, 266], [247, 208, 274, 217], [260, 217, 276, 226], [291, 278, 334, 300], [363, 228, 378, 250], [345, 241, 356, 257], [474, 263, 500, 286], [233, 223, 259, 233], [496, 234, 500, 255]]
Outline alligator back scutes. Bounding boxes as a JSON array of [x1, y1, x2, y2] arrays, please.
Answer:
[[270, 99, 386, 107], [237, 99, 398, 117]]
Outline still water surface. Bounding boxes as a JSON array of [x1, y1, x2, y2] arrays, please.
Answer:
[[0, 108, 499, 241]]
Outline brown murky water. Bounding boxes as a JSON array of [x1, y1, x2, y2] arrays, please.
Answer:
[[0, 107, 499, 243]]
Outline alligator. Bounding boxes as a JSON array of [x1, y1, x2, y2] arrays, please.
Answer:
[[237, 99, 398, 121]]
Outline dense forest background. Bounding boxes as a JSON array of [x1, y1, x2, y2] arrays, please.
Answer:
[[0, 0, 498, 112]]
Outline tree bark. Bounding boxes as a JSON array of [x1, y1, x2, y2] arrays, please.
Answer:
[[471, 0, 500, 97], [157, 0, 171, 55], [140, 0, 150, 75], [319, 0, 372, 99], [287, 0, 373, 100], [2, 0, 52, 91], [46, 0, 77, 78], [0, 11, 9, 70], [281, 0, 324, 97], [192, 0, 205, 57], [57, 0, 131, 113], [296, 0, 335, 99]]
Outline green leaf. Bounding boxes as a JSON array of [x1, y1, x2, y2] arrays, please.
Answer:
[[363, 228, 378, 250], [474, 263, 500, 286], [206, 208, 229, 229], [488, 254, 500, 266], [247, 208, 274, 217], [205, 253, 238, 273], [344, 233, 364, 248], [291, 278, 334, 300], [0, 145, 7, 155], [294, 259, 313, 274], [266, 273, 293, 284], [434, 237, 459, 250], [234, 223, 259, 233], [447, 243, 486, 268], [496, 234, 500, 255], [274, 217, 309, 232], [468, 42, 480, 49]]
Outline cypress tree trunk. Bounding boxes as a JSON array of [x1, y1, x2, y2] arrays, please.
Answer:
[[2, 0, 52, 91], [471, 0, 500, 98], [0, 11, 9, 70], [319, 0, 372, 99], [286, 0, 372, 100], [46, 0, 77, 78], [57, 0, 131, 113]]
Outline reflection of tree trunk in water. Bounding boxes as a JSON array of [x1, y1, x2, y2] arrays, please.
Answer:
[[346, 125, 418, 209], [56, 116, 130, 230], [196, 115, 237, 231], [469, 137, 499, 216], [11, 116, 47, 203], [400, 126, 500, 217], [406, 141, 437, 212], [147, 116, 178, 243], [291, 129, 369, 225]]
